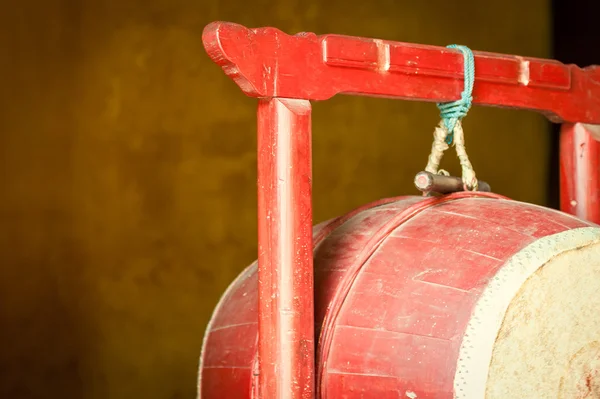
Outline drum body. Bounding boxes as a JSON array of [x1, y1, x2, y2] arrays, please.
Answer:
[[198, 192, 600, 398]]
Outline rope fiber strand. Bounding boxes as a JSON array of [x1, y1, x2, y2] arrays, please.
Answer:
[[424, 44, 479, 192]]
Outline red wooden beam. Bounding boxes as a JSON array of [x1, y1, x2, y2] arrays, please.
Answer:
[[560, 123, 600, 223], [256, 98, 314, 399], [203, 21, 600, 124]]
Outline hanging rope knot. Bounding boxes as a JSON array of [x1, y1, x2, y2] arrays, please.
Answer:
[[424, 44, 479, 192], [436, 44, 475, 145]]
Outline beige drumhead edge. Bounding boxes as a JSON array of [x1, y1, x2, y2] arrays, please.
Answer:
[[454, 227, 600, 399]]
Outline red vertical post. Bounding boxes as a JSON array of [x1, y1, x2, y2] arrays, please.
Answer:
[[256, 98, 315, 399], [559, 123, 600, 224]]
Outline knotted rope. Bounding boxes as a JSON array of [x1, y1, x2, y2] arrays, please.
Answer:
[[425, 44, 478, 191]]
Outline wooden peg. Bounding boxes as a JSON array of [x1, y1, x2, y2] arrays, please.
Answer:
[[414, 171, 491, 195]]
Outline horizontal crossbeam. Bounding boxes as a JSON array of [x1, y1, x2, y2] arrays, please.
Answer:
[[203, 21, 600, 124]]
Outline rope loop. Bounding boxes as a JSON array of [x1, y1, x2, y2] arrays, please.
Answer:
[[424, 44, 478, 192], [436, 44, 475, 145]]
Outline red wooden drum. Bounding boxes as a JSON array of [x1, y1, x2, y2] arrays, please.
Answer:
[[198, 192, 600, 398]]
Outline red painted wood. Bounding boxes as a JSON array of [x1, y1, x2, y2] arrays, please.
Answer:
[[203, 21, 600, 124], [256, 98, 315, 399], [560, 123, 600, 224], [198, 194, 595, 398]]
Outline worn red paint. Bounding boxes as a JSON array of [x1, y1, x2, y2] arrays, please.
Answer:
[[560, 123, 600, 224], [202, 22, 600, 123], [200, 21, 600, 399], [257, 98, 315, 399]]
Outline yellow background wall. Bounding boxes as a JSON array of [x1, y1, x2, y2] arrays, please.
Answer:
[[0, 0, 550, 398]]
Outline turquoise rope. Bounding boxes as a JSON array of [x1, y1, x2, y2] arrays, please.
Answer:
[[436, 44, 475, 145]]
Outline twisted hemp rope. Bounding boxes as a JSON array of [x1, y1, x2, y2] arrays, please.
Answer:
[[425, 44, 478, 191]]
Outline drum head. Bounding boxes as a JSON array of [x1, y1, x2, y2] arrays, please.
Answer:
[[455, 227, 600, 398]]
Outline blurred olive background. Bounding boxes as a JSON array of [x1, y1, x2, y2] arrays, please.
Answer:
[[0, 0, 552, 398]]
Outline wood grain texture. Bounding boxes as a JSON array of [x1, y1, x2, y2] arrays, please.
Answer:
[[202, 22, 600, 124], [257, 98, 315, 399]]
